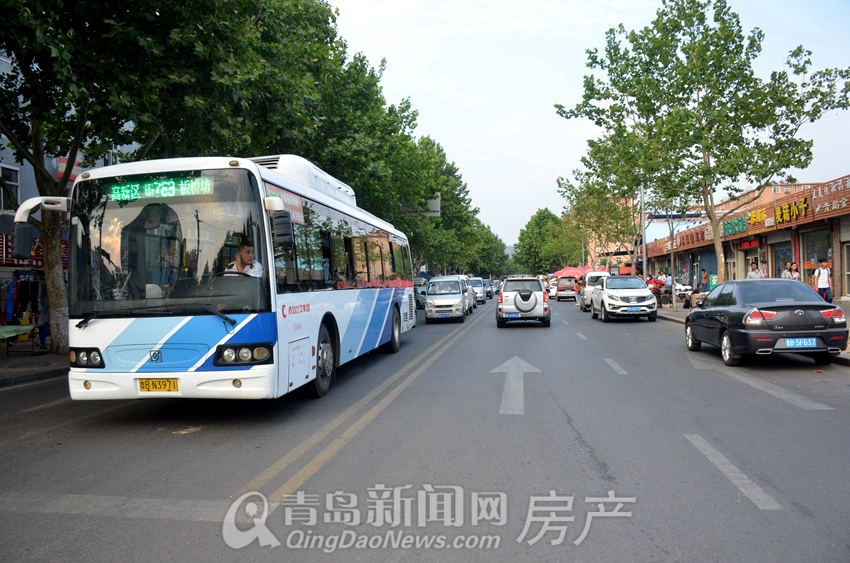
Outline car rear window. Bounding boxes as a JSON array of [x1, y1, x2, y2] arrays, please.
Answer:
[[740, 281, 821, 304], [503, 280, 542, 292], [471, 279, 483, 287], [585, 276, 605, 287], [558, 278, 575, 288], [428, 281, 460, 294]]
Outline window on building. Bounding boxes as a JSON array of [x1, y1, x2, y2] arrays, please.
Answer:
[[1, 166, 20, 211], [784, 186, 791, 193], [772, 186, 781, 194]]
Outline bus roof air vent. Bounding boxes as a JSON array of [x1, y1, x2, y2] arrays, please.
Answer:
[[250, 155, 357, 207]]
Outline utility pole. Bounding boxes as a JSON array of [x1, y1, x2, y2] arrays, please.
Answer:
[[640, 184, 647, 280]]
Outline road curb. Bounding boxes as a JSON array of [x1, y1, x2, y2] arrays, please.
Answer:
[[657, 314, 685, 324], [0, 368, 67, 388]]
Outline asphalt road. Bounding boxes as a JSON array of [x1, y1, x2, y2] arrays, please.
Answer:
[[1, 299, 849, 562]]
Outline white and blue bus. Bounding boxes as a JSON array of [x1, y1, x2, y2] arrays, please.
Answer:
[[14, 155, 416, 399]]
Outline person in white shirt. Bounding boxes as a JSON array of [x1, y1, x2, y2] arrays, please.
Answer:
[[780, 262, 792, 279], [811, 258, 833, 302], [746, 262, 764, 279], [225, 240, 263, 277]]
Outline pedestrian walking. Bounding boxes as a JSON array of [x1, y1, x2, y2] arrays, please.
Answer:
[[789, 262, 801, 281], [780, 262, 792, 279], [812, 258, 833, 302]]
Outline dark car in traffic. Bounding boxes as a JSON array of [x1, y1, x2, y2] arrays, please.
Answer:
[[685, 279, 848, 366]]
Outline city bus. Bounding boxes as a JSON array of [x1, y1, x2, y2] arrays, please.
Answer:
[[13, 155, 416, 400]]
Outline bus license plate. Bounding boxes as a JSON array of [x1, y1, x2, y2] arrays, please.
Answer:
[[505, 313, 520, 318], [627, 306, 640, 312], [786, 338, 816, 349], [138, 378, 179, 392]]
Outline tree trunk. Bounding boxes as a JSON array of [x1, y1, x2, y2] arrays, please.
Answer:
[[39, 209, 69, 353]]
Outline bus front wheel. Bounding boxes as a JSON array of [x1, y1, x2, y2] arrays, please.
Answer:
[[312, 324, 336, 398]]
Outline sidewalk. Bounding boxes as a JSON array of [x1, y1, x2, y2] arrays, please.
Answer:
[[655, 305, 850, 367], [0, 345, 69, 388]]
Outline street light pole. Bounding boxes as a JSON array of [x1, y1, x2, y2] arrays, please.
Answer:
[[640, 184, 647, 279]]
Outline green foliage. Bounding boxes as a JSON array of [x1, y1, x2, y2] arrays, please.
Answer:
[[514, 208, 564, 274], [557, 0, 850, 282]]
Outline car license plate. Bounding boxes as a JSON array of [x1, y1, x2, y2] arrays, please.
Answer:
[[438, 313, 450, 318], [786, 337, 816, 349], [138, 378, 179, 392], [505, 313, 520, 318], [627, 306, 641, 312]]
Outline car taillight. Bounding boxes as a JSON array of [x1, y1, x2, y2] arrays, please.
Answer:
[[745, 309, 776, 325], [543, 292, 549, 302], [822, 308, 846, 323], [498, 292, 503, 304]]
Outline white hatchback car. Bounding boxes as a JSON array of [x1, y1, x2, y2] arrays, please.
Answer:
[[590, 276, 657, 322], [496, 277, 551, 327]]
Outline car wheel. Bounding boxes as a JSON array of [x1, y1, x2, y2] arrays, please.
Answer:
[[721, 331, 741, 366], [541, 319, 551, 327], [647, 312, 657, 322], [600, 304, 610, 323], [425, 318, 433, 324], [497, 320, 506, 328], [380, 307, 401, 353], [590, 301, 599, 319], [812, 353, 835, 365], [685, 323, 701, 350], [457, 314, 465, 323], [310, 324, 336, 398]]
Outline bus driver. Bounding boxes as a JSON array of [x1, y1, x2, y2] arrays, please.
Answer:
[[225, 240, 263, 277]]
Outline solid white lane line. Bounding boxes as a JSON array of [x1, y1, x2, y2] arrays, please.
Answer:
[[684, 434, 783, 511], [719, 369, 833, 411], [576, 333, 588, 340], [686, 354, 833, 410], [19, 396, 72, 414], [562, 320, 569, 325], [0, 491, 234, 522], [604, 358, 628, 375]]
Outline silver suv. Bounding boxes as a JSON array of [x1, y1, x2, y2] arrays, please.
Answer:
[[424, 275, 473, 323], [496, 277, 551, 327]]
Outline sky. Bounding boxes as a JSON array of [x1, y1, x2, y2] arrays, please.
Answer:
[[329, 0, 850, 246]]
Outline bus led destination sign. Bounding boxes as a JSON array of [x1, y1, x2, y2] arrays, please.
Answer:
[[108, 177, 214, 201]]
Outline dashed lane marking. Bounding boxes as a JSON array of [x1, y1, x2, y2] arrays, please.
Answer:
[[685, 434, 783, 510]]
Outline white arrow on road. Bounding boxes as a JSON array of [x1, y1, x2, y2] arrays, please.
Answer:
[[490, 356, 541, 414]]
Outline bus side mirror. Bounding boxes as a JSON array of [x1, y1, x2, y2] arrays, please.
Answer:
[[273, 210, 295, 248], [12, 223, 33, 260]]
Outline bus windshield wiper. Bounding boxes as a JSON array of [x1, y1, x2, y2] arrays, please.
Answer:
[[202, 303, 236, 325], [76, 311, 100, 329]]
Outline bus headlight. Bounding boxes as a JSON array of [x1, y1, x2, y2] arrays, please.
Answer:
[[69, 347, 105, 368], [214, 343, 274, 366]]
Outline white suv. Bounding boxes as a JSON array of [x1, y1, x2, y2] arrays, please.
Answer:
[[590, 275, 657, 322], [496, 277, 551, 327], [578, 271, 610, 312]]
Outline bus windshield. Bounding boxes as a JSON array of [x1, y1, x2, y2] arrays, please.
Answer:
[[69, 168, 271, 317]]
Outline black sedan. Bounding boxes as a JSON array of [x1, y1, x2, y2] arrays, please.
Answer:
[[685, 279, 848, 366]]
